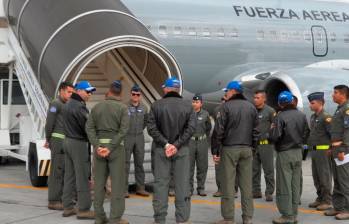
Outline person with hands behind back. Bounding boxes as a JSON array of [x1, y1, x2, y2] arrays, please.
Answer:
[[147, 77, 196, 224], [86, 80, 130, 224]]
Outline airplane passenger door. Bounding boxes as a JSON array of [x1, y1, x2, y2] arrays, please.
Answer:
[[311, 26, 328, 57]]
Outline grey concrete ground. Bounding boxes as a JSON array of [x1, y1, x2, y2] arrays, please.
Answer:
[[0, 156, 347, 224]]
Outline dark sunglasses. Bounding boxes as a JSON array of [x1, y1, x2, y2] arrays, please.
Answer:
[[132, 93, 141, 96], [85, 90, 93, 94]]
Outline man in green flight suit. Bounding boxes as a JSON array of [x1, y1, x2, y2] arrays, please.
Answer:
[[252, 90, 276, 202], [124, 84, 149, 197], [307, 92, 333, 211], [45, 81, 74, 210], [324, 85, 349, 220], [86, 80, 130, 224], [189, 94, 212, 196]]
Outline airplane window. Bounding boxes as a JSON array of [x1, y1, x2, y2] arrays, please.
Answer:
[[201, 28, 211, 37], [330, 33, 336, 42], [230, 28, 239, 38], [159, 25, 167, 35], [303, 31, 312, 42], [257, 30, 265, 40], [188, 27, 196, 36], [174, 26, 182, 35], [344, 34, 349, 43], [280, 31, 288, 41], [269, 30, 278, 41], [216, 28, 225, 38]]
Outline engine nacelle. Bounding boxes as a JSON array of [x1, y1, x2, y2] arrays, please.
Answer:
[[260, 67, 349, 115]]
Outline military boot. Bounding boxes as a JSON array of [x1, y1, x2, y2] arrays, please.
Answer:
[[272, 216, 295, 224], [136, 186, 150, 197], [77, 210, 95, 220], [335, 212, 349, 220], [252, 192, 262, 199], [124, 192, 130, 198], [213, 191, 222, 197], [62, 208, 77, 217], [265, 194, 273, 202], [48, 202, 63, 210], [308, 200, 321, 208], [324, 208, 341, 216], [214, 220, 235, 224], [316, 203, 332, 211], [197, 189, 207, 197]]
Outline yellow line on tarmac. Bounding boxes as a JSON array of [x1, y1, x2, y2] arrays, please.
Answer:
[[0, 184, 47, 191], [0, 184, 325, 216], [129, 195, 324, 215]]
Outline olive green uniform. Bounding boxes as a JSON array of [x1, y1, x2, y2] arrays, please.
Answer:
[[214, 96, 259, 221], [45, 98, 65, 203], [330, 101, 349, 213], [86, 96, 129, 223], [270, 107, 310, 219], [212, 105, 223, 192], [189, 109, 211, 194], [147, 91, 196, 224], [252, 105, 275, 196], [125, 102, 147, 191], [308, 110, 332, 205], [62, 93, 92, 212]]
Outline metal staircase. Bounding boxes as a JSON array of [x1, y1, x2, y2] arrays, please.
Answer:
[[7, 29, 48, 140]]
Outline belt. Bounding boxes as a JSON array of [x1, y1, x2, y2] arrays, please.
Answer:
[[313, 145, 330, 150], [191, 135, 206, 141], [99, 139, 124, 146], [258, 140, 269, 145], [51, 132, 65, 139]]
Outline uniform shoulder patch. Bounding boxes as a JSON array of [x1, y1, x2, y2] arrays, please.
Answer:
[[346, 109, 349, 115], [273, 112, 277, 117], [325, 117, 332, 123], [49, 106, 57, 113]]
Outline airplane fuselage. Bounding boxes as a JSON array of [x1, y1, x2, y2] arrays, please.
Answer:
[[123, 0, 349, 101]]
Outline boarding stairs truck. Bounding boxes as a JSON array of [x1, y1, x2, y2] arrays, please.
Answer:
[[0, 0, 182, 187]]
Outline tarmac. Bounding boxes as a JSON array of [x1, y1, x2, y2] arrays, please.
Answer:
[[0, 155, 347, 224]]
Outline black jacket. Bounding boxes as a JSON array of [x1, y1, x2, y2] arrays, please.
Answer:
[[63, 93, 89, 141], [269, 106, 310, 151], [147, 91, 196, 149], [213, 94, 259, 154]]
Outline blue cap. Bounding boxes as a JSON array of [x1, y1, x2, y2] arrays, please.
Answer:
[[162, 77, 181, 88], [192, 94, 203, 101], [111, 80, 122, 89], [222, 81, 242, 93], [131, 84, 141, 92], [75, 81, 96, 92], [278, 91, 293, 104], [307, 92, 324, 102]]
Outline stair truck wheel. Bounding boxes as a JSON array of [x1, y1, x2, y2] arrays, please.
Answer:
[[28, 142, 48, 187]]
